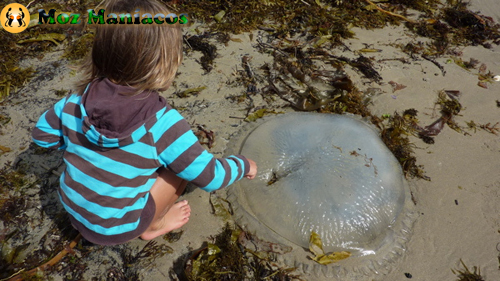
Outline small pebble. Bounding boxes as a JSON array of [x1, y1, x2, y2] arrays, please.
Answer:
[[493, 75, 500, 81], [455, 199, 458, 205], [405, 272, 412, 278]]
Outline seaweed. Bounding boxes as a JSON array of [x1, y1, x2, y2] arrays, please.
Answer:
[[0, 164, 27, 198], [451, 57, 479, 71], [387, 0, 441, 14], [261, 50, 374, 117], [0, 0, 102, 101], [123, 240, 173, 269], [308, 232, 350, 265], [0, 113, 11, 128], [6, 234, 83, 281], [405, 0, 500, 57], [175, 0, 499, 58], [424, 90, 462, 136], [338, 55, 383, 83], [175, 86, 206, 98], [194, 124, 215, 148], [381, 111, 429, 180], [185, 34, 218, 73], [209, 193, 232, 222], [0, 68, 35, 103], [443, 6, 494, 46], [178, 0, 434, 37], [183, 224, 300, 281], [17, 33, 66, 46], [244, 108, 282, 122], [0, 11, 49, 101], [53, 89, 69, 97], [97, 240, 175, 280], [163, 230, 184, 243], [63, 32, 95, 61], [467, 121, 500, 135], [451, 259, 485, 281], [184, 225, 245, 280]]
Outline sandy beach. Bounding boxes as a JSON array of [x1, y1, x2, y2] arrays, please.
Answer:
[[1, 0, 499, 280]]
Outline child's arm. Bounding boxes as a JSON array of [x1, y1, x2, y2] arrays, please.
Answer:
[[32, 97, 67, 149], [154, 108, 253, 192]]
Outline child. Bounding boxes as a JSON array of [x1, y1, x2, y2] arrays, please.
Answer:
[[32, 0, 257, 246]]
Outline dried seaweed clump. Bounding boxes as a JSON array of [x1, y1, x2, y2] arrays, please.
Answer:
[[380, 110, 428, 180], [183, 224, 299, 281], [405, 0, 500, 56], [443, 1, 500, 47]]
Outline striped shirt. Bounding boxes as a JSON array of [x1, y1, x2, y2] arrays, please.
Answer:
[[32, 89, 249, 238]]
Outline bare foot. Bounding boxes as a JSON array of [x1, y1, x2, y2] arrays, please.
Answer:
[[140, 200, 191, 240]]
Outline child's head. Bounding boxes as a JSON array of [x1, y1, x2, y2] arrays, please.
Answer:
[[79, 0, 183, 95]]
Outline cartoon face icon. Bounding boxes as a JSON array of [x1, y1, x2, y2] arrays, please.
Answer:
[[1, 3, 30, 33]]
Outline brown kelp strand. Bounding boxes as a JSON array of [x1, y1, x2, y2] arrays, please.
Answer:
[[6, 234, 82, 281]]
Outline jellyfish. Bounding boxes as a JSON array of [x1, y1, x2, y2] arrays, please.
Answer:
[[226, 113, 415, 277]]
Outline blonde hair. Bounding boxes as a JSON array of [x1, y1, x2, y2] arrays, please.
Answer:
[[77, 0, 183, 95]]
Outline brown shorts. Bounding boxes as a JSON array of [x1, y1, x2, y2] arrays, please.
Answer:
[[68, 194, 156, 245]]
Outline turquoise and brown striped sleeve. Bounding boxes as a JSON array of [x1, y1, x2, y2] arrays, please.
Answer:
[[153, 107, 250, 192], [32, 96, 68, 149]]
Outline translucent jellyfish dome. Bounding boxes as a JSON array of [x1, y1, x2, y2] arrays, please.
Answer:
[[226, 113, 415, 276]]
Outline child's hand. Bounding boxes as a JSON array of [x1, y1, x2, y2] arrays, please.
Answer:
[[244, 159, 257, 180]]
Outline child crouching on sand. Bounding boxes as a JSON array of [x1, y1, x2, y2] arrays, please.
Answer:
[[32, 0, 257, 245]]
